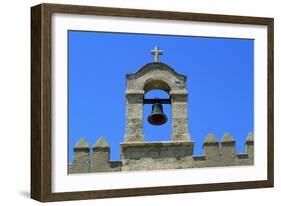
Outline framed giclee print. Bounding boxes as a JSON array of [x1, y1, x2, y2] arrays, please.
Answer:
[[31, 3, 274, 202]]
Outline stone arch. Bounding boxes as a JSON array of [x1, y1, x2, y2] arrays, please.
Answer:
[[124, 62, 191, 143], [143, 79, 171, 94], [126, 62, 186, 92]]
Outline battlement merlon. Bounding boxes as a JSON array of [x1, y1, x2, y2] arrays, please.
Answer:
[[69, 138, 90, 174]]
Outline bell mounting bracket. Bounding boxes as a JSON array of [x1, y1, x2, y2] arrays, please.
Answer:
[[143, 98, 171, 104]]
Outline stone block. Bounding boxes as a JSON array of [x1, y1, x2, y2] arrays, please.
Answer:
[[91, 137, 111, 173], [220, 133, 236, 166], [71, 138, 90, 173], [92, 136, 110, 152], [74, 138, 90, 151], [174, 147, 187, 157], [148, 148, 160, 158], [245, 133, 254, 161], [171, 103, 187, 118], [129, 147, 147, 159], [203, 134, 220, 166], [124, 117, 144, 142], [159, 148, 169, 157]]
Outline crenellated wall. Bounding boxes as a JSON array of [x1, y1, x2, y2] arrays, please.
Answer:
[[68, 133, 254, 174]]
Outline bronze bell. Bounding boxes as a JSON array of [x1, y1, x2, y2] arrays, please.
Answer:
[[148, 102, 167, 125]]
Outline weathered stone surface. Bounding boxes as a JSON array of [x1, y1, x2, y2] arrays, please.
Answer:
[[203, 134, 220, 166], [124, 91, 144, 142], [170, 91, 188, 102], [246, 132, 254, 143], [91, 151, 110, 172], [120, 141, 194, 170], [204, 134, 218, 144], [69, 138, 90, 173], [245, 133, 254, 163], [74, 138, 90, 150], [221, 133, 235, 143], [91, 137, 122, 173], [126, 62, 186, 91], [92, 137, 110, 151], [220, 133, 236, 166]]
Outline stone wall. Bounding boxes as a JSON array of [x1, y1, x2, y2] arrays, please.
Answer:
[[68, 133, 254, 174]]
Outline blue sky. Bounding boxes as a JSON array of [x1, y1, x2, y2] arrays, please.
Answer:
[[68, 30, 254, 162]]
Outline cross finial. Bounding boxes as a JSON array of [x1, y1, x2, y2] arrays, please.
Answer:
[[150, 46, 163, 62]]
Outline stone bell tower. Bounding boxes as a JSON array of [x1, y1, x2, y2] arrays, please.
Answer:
[[120, 46, 194, 170], [123, 46, 192, 143]]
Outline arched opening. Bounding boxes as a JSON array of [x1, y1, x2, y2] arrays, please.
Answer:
[[143, 89, 171, 142], [143, 79, 171, 93]]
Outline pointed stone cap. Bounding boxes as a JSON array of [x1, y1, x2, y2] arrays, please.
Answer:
[[203, 134, 218, 145], [74, 138, 90, 151], [245, 133, 254, 145], [92, 137, 110, 151], [221, 133, 235, 144]]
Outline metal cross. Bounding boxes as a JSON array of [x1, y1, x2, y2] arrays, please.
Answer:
[[150, 46, 163, 62]]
